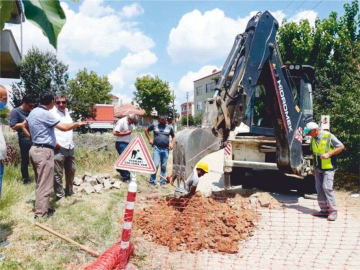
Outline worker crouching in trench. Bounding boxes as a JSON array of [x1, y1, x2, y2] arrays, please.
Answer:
[[165, 162, 209, 211]]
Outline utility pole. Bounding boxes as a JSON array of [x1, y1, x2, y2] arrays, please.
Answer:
[[172, 89, 175, 130], [186, 92, 189, 128]]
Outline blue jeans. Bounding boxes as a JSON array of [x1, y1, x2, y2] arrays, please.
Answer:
[[115, 142, 130, 180], [150, 146, 169, 184], [0, 163, 4, 199]]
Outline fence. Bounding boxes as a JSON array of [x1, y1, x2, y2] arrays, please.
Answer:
[[119, 194, 360, 270]]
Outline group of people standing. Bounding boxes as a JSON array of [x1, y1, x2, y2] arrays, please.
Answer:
[[113, 114, 176, 186], [0, 86, 86, 219]]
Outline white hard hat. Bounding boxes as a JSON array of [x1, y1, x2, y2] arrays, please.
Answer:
[[304, 122, 319, 134]]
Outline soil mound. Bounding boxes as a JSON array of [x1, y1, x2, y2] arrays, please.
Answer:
[[134, 194, 258, 253]]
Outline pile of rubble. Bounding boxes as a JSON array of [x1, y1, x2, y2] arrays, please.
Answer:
[[73, 172, 122, 194], [134, 194, 259, 254]]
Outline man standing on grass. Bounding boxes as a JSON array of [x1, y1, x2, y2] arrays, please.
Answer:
[[50, 95, 77, 203], [0, 85, 10, 259], [23, 92, 86, 219], [9, 95, 36, 184], [113, 114, 137, 182], [304, 122, 345, 221], [145, 115, 175, 187]]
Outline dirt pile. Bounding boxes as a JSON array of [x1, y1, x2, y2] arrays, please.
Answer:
[[134, 194, 258, 254]]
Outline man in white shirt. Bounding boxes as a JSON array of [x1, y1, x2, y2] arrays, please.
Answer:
[[50, 95, 78, 201], [113, 114, 137, 182]]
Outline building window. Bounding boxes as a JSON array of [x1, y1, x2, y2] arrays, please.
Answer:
[[196, 102, 202, 111], [196, 86, 202, 96], [206, 82, 215, 93]]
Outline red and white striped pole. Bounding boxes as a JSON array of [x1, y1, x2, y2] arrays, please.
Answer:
[[84, 173, 137, 270], [117, 173, 137, 270]]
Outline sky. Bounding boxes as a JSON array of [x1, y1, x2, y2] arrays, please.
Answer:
[[1, 0, 349, 111]]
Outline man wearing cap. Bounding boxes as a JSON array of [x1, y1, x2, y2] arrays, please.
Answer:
[[145, 115, 175, 186], [171, 161, 209, 198], [304, 122, 345, 221], [113, 114, 137, 182]]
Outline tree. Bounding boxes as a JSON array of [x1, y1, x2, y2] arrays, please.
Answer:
[[133, 75, 173, 115], [277, 0, 360, 172], [68, 69, 112, 120], [0, 107, 9, 125], [0, 0, 66, 49], [181, 114, 194, 126], [11, 47, 69, 107], [194, 111, 204, 126]]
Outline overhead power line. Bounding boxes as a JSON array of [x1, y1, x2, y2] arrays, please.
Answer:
[[288, 0, 308, 19], [300, 0, 324, 21], [282, 0, 295, 14]]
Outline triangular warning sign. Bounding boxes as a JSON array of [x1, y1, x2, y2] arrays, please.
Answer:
[[114, 134, 156, 174]]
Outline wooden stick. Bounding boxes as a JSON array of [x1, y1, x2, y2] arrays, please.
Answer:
[[35, 223, 100, 257]]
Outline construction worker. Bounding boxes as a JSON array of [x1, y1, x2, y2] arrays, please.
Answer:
[[171, 161, 209, 198], [145, 115, 175, 186], [304, 122, 345, 221]]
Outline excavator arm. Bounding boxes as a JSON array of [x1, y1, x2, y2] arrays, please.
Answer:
[[173, 11, 310, 183]]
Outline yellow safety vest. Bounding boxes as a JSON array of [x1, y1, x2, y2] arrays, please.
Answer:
[[311, 132, 336, 170]]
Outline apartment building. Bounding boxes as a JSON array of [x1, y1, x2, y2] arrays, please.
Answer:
[[193, 70, 221, 116], [180, 101, 194, 117]]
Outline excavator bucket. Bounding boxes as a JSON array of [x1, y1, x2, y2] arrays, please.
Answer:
[[172, 128, 222, 182]]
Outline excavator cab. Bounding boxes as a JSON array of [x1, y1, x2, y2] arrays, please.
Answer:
[[250, 64, 315, 136]]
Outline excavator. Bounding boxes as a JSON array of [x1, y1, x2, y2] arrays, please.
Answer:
[[172, 11, 316, 193]]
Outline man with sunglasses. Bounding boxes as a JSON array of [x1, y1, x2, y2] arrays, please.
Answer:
[[9, 95, 36, 184], [50, 96, 79, 202]]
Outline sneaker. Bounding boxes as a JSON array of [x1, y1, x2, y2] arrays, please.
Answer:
[[312, 211, 329, 217], [149, 182, 156, 189], [327, 212, 338, 221], [34, 208, 56, 220]]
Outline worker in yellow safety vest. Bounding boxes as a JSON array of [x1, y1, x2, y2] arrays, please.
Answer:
[[304, 122, 345, 221]]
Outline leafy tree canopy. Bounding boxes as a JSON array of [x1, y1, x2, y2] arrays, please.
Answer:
[[133, 75, 173, 116], [11, 47, 69, 107], [68, 68, 113, 121]]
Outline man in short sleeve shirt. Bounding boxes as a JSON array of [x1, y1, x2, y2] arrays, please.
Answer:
[[304, 122, 345, 221], [145, 115, 175, 186], [113, 114, 137, 182]]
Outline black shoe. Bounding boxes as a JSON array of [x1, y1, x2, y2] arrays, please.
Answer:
[[34, 209, 55, 220], [23, 178, 31, 184], [65, 190, 75, 197]]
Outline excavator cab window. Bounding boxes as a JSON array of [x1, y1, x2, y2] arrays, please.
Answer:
[[252, 84, 272, 128]]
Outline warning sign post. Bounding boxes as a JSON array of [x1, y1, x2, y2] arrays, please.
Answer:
[[114, 133, 156, 174], [113, 134, 155, 269]]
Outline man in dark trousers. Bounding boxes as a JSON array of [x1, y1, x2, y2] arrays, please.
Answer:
[[9, 95, 36, 184], [145, 115, 175, 186]]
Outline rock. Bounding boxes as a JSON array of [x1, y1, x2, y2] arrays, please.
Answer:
[[103, 179, 112, 189], [82, 172, 92, 179], [112, 182, 121, 189], [73, 177, 83, 186], [110, 178, 116, 184], [250, 192, 261, 198], [88, 177, 98, 186], [97, 177, 104, 185], [249, 198, 258, 206], [103, 173, 110, 179], [84, 186, 95, 194], [94, 184, 103, 193], [259, 199, 270, 208]]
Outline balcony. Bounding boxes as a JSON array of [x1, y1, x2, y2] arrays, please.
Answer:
[[0, 30, 21, 79]]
